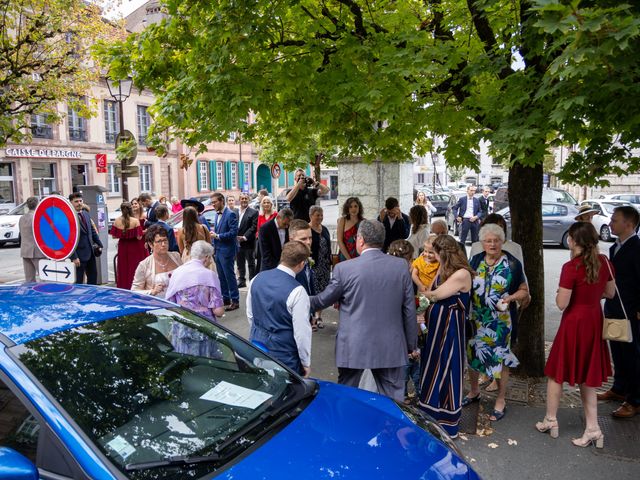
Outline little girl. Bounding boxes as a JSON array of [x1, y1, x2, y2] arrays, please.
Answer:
[[412, 234, 440, 293]]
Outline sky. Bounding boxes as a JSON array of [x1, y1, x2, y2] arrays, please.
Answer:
[[113, 0, 148, 18]]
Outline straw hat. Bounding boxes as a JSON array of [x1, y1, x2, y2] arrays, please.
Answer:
[[574, 205, 599, 220]]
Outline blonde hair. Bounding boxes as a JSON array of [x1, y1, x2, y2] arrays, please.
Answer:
[[423, 233, 437, 249]]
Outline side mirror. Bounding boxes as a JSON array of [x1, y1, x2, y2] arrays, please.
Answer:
[[0, 448, 38, 479]]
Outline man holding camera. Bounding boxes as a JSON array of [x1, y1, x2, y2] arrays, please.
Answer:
[[286, 168, 330, 222]]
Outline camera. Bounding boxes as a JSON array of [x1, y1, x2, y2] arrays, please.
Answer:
[[304, 177, 315, 188]]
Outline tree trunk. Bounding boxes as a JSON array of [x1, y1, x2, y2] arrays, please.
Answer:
[[314, 153, 323, 182], [510, 162, 546, 377]]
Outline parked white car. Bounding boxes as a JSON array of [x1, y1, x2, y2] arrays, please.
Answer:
[[598, 193, 640, 212], [0, 201, 29, 247], [580, 199, 632, 241]]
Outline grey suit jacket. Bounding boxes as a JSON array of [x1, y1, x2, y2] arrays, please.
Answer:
[[19, 211, 45, 259], [310, 248, 417, 369]]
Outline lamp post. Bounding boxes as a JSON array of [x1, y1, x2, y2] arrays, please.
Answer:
[[106, 76, 133, 200]]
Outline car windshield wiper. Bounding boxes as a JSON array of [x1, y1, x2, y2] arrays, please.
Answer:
[[125, 380, 318, 472]]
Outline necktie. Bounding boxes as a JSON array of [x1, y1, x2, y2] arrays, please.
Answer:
[[611, 243, 618, 258], [79, 213, 88, 231]]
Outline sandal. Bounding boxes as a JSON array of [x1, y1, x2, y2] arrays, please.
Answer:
[[485, 380, 499, 392], [461, 394, 481, 407], [316, 317, 324, 329], [311, 323, 318, 332], [490, 407, 507, 421]]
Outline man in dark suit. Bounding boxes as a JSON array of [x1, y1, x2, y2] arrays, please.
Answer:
[[310, 219, 417, 401], [599, 206, 640, 418], [377, 197, 410, 253], [139, 192, 158, 224], [258, 208, 293, 272], [454, 185, 481, 244], [236, 193, 258, 287], [69, 192, 103, 285], [211, 193, 240, 310], [288, 219, 315, 297], [478, 186, 491, 220], [154, 204, 179, 252]]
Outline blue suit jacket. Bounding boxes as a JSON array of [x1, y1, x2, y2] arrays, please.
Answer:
[[454, 196, 481, 219], [212, 207, 239, 256], [295, 262, 316, 297]]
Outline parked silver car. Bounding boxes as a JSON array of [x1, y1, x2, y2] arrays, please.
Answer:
[[498, 202, 580, 248], [598, 193, 640, 213]]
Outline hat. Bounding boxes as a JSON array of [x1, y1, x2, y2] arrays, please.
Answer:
[[180, 197, 205, 213], [575, 205, 599, 220]]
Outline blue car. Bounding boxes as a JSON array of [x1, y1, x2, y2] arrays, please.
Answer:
[[0, 284, 480, 480]]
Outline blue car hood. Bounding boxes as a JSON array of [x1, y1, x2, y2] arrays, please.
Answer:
[[222, 381, 476, 480]]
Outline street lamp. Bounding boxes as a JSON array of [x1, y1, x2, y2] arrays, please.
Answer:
[[106, 76, 133, 200]]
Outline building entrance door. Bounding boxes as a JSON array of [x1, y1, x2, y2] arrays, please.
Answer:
[[32, 162, 57, 197], [71, 163, 88, 192]]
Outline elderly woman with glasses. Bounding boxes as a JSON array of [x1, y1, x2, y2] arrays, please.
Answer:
[[462, 223, 529, 421], [166, 241, 226, 322], [132, 225, 182, 297]]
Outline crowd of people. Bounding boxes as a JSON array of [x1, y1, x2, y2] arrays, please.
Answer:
[[16, 179, 640, 447]]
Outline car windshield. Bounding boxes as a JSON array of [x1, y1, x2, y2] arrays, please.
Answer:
[[601, 202, 625, 215], [11, 308, 304, 479], [6, 202, 28, 216]]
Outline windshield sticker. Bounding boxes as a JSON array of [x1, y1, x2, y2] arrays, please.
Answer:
[[106, 435, 136, 460], [200, 381, 272, 409]]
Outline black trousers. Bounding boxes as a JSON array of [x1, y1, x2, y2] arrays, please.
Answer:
[[610, 318, 640, 406], [459, 218, 479, 244], [237, 248, 256, 282], [75, 257, 98, 285]]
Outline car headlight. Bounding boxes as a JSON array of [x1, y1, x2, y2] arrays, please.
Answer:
[[0, 222, 16, 228], [395, 401, 463, 457]]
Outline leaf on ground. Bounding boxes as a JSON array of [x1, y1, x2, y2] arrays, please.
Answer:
[[488, 442, 499, 449], [459, 434, 469, 441], [508, 439, 518, 446]]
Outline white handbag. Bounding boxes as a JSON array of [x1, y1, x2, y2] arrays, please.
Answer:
[[602, 259, 633, 343]]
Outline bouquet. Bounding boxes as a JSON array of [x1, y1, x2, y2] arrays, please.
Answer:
[[415, 294, 431, 314]]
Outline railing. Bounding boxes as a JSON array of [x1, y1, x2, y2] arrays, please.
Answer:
[[69, 128, 87, 141], [31, 125, 53, 139], [105, 132, 117, 144]]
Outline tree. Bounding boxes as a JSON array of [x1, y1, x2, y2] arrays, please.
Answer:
[[98, 1, 640, 376], [0, 0, 117, 146]]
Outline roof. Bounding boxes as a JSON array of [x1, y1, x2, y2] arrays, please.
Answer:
[[0, 284, 172, 345]]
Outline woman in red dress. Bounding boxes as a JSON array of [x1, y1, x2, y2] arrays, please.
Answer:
[[110, 201, 148, 289], [256, 196, 277, 235], [337, 197, 364, 261], [536, 222, 615, 448]]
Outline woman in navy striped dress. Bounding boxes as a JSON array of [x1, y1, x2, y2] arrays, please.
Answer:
[[417, 234, 474, 437]]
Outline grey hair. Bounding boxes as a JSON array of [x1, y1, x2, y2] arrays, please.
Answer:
[[479, 223, 506, 243], [309, 205, 323, 216], [358, 219, 386, 248], [26, 196, 39, 210], [277, 208, 294, 220], [190, 240, 214, 260]]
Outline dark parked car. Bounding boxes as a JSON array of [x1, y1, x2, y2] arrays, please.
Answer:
[[499, 202, 580, 248], [426, 194, 450, 217]]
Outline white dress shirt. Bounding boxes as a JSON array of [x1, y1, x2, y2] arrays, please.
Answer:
[[246, 265, 312, 367], [277, 227, 287, 246], [464, 195, 474, 218]]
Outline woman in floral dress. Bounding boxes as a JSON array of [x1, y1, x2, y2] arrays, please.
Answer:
[[309, 205, 332, 328], [464, 224, 529, 421]]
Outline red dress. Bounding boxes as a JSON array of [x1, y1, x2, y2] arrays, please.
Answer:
[[110, 225, 148, 290], [544, 255, 613, 387]]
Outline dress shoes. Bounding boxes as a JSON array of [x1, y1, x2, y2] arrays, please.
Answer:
[[612, 402, 640, 418], [225, 302, 240, 312], [237, 281, 247, 288], [597, 389, 626, 402], [223, 299, 231, 306]]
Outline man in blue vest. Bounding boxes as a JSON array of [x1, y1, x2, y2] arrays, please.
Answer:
[[246, 241, 312, 377]]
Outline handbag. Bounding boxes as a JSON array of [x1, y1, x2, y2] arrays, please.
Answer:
[[93, 244, 103, 257], [602, 258, 633, 343]]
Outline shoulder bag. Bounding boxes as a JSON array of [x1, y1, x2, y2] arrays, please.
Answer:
[[602, 258, 633, 343]]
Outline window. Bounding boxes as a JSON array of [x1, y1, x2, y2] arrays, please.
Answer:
[[0, 377, 39, 463], [230, 162, 238, 189], [68, 101, 87, 142], [0, 163, 15, 206], [228, 132, 237, 142], [541, 204, 567, 217], [198, 161, 209, 191], [216, 162, 224, 189], [137, 106, 151, 145], [139, 164, 152, 192], [31, 114, 53, 139], [243, 162, 251, 190], [417, 173, 425, 183], [107, 165, 121, 195], [104, 100, 119, 143]]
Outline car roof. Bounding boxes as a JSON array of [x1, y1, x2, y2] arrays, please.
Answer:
[[0, 284, 172, 345]]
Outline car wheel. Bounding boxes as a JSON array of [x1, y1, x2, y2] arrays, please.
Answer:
[[561, 232, 570, 249], [600, 225, 612, 242]]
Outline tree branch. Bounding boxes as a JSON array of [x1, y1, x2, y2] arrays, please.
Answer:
[[466, 0, 513, 79]]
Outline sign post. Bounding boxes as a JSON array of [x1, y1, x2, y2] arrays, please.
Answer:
[[33, 195, 79, 284]]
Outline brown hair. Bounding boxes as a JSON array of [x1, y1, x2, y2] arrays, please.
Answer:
[[432, 234, 474, 282], [614, 205, 640, 229], [155, 204, 169, 220], [182, 206, 200, 254], [568, 222, 601, 284], [342, 197, 364, 221], [120, 201, 133, 231], [281, 241, 310, 267], [144, 224, 167, 246], [288, 219, 311, 238], [388, 240, 414, 263], [409, 205, 428, 234]]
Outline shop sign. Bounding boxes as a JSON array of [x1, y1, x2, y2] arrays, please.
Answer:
[[5, 147, 82, 159], [96, 154, 107, 173]]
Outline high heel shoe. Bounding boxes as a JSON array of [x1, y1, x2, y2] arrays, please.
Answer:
[[535, 417, 559, 438], [571, 429, 604, 449]]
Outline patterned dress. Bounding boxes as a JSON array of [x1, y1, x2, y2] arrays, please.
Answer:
[[168, 285, 224, 322], [338, 222, 360, 261], [467, 255, 520, 379], [418, 276, 469, 437], [311, 227, 332, 293]]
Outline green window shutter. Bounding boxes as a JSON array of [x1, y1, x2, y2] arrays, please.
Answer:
[[250, 163, 255, 191], [278, 171, 285, 188], [287, 170, 294, 186], [305, 165, 311, 176], [209, 160, 217, 190], [238, 161, 244, 186], [225, 161, 231, 189], [196, 161, 202, 192]]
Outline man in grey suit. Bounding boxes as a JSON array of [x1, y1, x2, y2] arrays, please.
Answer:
[[19, 196, 45, 282], [310, 219, 417, 401]]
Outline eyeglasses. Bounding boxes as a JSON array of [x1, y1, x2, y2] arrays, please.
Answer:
[[154, 238, 169, 245], [482, 238, 503, 245]]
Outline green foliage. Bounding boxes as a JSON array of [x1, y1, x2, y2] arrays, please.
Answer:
[[96, 0, 640, 182], [0, 0, 115, 147]]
